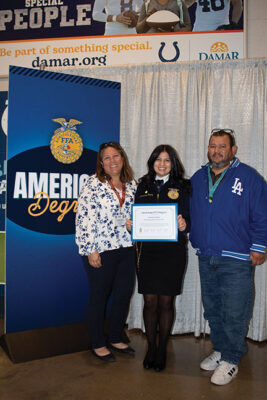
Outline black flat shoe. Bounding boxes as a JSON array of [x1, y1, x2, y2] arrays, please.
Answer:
[[91, 349, 115, 362], [109, 343, 135, 355], [143, 350, 156, 369]]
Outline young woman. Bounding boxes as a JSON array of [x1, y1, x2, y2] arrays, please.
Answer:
[[127, 144, 191, 371]]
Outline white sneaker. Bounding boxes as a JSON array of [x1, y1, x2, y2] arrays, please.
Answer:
[[200, 351, 221, 371], [211, 361, 238, 385]]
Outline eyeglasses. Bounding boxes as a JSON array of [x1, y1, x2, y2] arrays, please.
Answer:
[[211, 128, 235, 134], [210, 128, 236, 146]]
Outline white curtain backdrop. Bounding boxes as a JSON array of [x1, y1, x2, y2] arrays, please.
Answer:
[[62, 58, 267, 341]]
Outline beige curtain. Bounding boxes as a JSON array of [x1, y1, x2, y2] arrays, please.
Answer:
[[63, 58, 267, 340]]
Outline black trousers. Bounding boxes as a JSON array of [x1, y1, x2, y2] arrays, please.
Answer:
[[82, 247, 135, 349]]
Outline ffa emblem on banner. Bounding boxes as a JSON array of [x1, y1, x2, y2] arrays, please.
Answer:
[[50, 118, 83, 164], [168, 188, 179, 200]]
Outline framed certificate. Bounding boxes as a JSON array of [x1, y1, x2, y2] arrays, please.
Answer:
[[131, 203, 178, 242]]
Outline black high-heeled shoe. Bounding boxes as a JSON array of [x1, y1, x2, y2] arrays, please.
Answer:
[[154, 352, 166, 372], [143, 350, 156, 369]]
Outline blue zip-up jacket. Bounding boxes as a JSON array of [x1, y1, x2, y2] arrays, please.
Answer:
[[190, 158, 267, 261]]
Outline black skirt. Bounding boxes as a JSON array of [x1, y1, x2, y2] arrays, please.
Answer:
[[136, 240, 187, 296]]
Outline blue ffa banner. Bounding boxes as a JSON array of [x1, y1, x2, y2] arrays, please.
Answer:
[[6, 66, 120, 333], [0, 91, 7, 286], [0, 91, 8, 233]]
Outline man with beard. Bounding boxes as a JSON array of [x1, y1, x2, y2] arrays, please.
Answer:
[[190, 129, 267, 385]]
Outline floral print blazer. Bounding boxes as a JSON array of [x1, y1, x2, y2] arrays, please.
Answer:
[[76, 174, 136, 255]]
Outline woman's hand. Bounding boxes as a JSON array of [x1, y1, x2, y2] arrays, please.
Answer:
[[178, 214, 187, 232], [88, 251, 102, 268], [126, 219, 133, 232]]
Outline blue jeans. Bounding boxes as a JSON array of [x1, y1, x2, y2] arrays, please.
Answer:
[[198, 255, 253, 365]]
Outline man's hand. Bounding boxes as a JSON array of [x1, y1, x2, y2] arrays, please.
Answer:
[[250, 251, 266, 266], [116, 12, 132, 26]]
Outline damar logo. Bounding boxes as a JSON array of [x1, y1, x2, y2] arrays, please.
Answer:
[[50, 118, 83, 164], [199, 42, 239, 61]]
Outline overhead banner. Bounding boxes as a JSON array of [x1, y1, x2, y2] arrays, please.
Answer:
[[6, 65, 120, 333], [0, 1, 244, 74]]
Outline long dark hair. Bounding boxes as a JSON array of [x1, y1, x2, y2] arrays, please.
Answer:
[[96, 141, 134, 183], [140, 144, 191, 191]]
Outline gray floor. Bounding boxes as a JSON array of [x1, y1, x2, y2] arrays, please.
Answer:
[[0, 327, 267, 400]]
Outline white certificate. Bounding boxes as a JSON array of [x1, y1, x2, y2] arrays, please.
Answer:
[[131, 204, 178, 242]]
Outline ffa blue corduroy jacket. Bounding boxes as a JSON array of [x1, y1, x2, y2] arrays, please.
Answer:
[[190, 158, 267, 261]]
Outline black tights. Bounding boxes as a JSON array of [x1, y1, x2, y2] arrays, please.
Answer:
[[143, 294, 175, 358]]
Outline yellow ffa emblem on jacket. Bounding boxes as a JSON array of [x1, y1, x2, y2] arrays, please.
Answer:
[[50, 118, 83, 164], [168, 188, 179, 200]]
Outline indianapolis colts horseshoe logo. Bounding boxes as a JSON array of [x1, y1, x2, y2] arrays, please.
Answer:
[[158, 41, 180, 62]]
